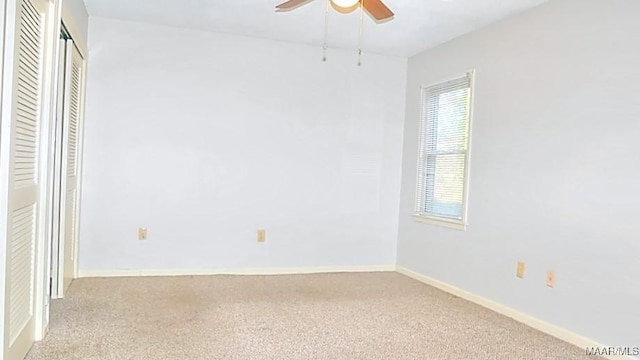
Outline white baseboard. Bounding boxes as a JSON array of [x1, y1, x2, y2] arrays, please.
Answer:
[[396, 266, 636, 360], [78, 265, 395, 278]]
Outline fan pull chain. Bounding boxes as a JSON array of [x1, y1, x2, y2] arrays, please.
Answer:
[[357, 0, 365, 66], [322, 0, 330, 61]]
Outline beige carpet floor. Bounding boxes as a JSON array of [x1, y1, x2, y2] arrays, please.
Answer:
[[26, 272, 598, 360]]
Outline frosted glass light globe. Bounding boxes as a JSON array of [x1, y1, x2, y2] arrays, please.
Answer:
[[331, 0, 359, 9]]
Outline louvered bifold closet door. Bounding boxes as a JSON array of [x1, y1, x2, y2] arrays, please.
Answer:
[[4, 0, 48, 359], [60, 40, 84, 293]]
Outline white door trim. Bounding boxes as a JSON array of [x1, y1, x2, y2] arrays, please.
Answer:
[[48, 37, 66, 301], [34, 0, 63, 341], [48, 34, 87, 300], [58, 38, 84, 294]]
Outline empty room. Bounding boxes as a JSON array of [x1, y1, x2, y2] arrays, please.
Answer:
[[0, 0, 638, 359]]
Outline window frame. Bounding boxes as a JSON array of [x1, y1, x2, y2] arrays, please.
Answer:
[[414, 70, 475, 231]]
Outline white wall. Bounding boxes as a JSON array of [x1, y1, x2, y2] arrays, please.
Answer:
[[397, 0, 640, 349], [79, 17, 407, 271]]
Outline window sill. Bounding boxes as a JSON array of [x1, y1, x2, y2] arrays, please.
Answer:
[[413, 215, 467, 231]]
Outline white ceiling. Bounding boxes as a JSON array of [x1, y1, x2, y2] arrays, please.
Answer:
[[82, 0, 547, 57]]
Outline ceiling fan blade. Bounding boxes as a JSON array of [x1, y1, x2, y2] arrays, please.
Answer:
[[362, 0, 394, 21], [276, 0, 314, 11]]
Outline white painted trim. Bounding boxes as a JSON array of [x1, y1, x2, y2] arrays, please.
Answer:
[[60, 1, 87, 58], [78, 265, 396, 278], [48, 37, 66, 301], [414, 70, 475, 230], [413, 215, 467, 231], [396, 266, 636, 360], [34, 0, 62, 341], [420, 71, 472, 90], [462, 69, 475, 228]]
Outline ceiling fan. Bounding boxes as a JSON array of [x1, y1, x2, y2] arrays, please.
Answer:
[[275, 0, 394, 65], [275, 0, 394, 22]]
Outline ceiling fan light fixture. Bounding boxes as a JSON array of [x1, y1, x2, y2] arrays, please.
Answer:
[[330, 0, 359, 9]]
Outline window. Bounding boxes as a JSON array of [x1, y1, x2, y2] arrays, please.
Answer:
[[414, 71, 474, 230]]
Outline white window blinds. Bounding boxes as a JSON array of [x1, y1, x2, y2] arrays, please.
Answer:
[[415, 71, 473, 223]]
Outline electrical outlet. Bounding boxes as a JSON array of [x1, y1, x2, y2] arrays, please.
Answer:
[[516, 261, 526, 279], [138, 227, 147, 241], [546, 270, 555, 288], [257, 229, 266, 243]]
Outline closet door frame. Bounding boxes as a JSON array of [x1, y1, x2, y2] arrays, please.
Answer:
[[52, 36, 86, 298], [0, 1, 87, 354], [38, 0, 88, 329], [39, 0, 88, 333]]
